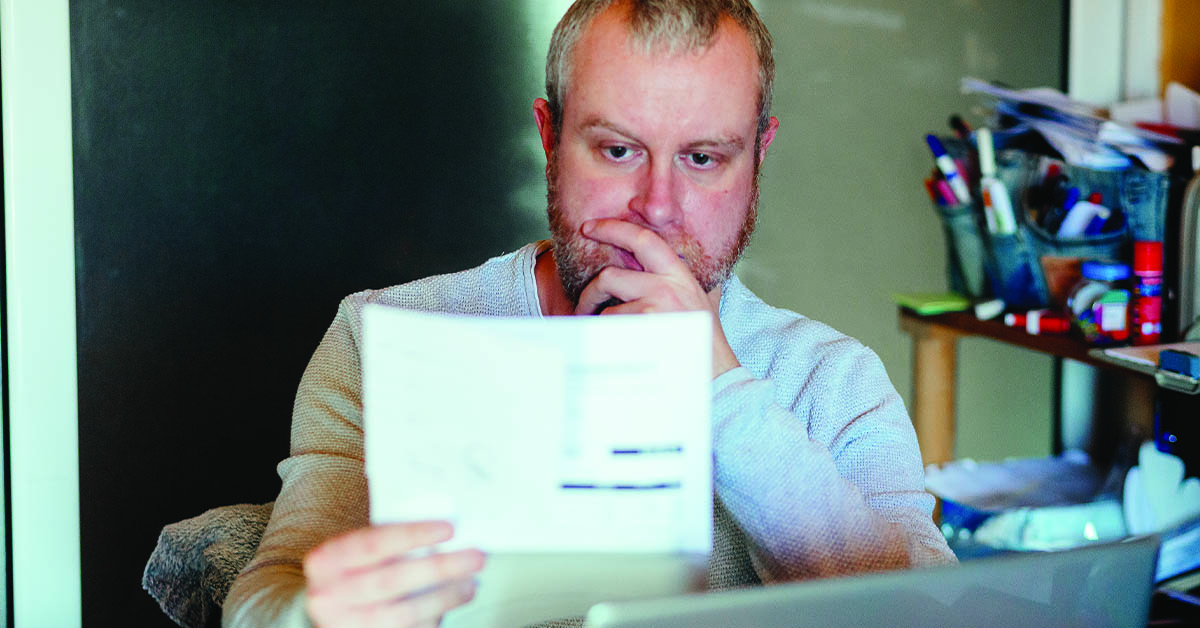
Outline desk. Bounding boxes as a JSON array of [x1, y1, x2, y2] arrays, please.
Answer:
[[897, 307, 1155, 466]]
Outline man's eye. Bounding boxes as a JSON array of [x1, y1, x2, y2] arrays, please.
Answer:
[[606, 146, 630, 160], [689, 152, 713, 166]]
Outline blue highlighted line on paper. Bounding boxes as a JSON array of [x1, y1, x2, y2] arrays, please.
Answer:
[[610, 445, 684, 455], [561, 482, 682, 490]]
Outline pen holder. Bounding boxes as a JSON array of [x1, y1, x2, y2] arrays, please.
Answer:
[[929, 136, 991, 299], [985, 228, 1050, 310], [980, 150, 1051, 309], [1018, 156, 1150, 309], [935, 200, 992, 300], [1116, 166, 1171, 242], [1025, 223, 1126, 310]]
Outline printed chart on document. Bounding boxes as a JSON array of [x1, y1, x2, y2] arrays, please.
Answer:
[[361, 306, 713, 556]]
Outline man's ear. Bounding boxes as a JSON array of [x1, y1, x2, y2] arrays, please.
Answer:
[[533, 98, 556, 161], [758, 116, 779, 163]]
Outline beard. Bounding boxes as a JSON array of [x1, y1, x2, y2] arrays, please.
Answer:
[[546, 154, 761, 308]]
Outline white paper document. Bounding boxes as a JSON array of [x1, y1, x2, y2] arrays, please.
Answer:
[[363, 304, 713, 552], [362, 305, 713, 625]]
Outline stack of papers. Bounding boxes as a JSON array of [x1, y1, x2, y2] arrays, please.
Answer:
[[962, 77, 1190, 172]]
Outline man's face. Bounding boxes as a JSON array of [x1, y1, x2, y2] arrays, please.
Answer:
[[544, 9, 773, 306]]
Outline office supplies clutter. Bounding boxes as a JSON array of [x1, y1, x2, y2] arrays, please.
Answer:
[[1068, 260, 1132, 344], [921, 78, 1184, 327], [925, 451, 1126, 552]]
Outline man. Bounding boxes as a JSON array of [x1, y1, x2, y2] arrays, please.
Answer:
[[225, 1, 956, 626]]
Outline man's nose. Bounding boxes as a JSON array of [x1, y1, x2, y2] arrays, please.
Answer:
[[628, 158, 681, 228]]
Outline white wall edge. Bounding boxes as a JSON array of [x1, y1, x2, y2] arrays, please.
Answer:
[[1068, 0, 1125, 105], [1, 0, 83, 625], [1122, 0, 1162, 101]]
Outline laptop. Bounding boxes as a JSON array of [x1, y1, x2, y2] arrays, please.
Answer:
[[583, 534, 1160, 628]]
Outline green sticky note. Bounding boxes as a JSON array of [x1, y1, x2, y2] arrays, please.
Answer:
[[891, 292, 971, 315]]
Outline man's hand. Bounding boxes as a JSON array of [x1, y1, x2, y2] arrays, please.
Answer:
[[303, 521, 485, 628], [574, 218, 741, 378]]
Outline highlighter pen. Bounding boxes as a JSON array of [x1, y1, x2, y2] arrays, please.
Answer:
[[976, 128, 1016, 234], [925, 135, 971, 204]]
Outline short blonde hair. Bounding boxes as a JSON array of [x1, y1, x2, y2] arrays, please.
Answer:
[[545, 0, 775, 142]]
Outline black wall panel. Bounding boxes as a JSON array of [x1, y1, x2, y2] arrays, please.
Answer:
[[70, 2, 546, 623]]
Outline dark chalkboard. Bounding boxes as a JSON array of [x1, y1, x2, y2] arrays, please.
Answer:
[[70, 2, 548, 623]]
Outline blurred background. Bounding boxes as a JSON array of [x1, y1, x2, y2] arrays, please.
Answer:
[[18, 1, 1071, 625]]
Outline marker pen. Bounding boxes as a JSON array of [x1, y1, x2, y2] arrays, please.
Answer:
[[1004, 309, 1071, 335], [949, 114, 972, 140], [1042, 187, 1079, 232], [1084, 209, 1113, 235], [1063, 187, 1081, 211], [935, 179, 959, 206], [1058, 200, 1110, 237], [925, 135, 971, 204]]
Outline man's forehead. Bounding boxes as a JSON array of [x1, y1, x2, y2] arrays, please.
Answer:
[[564, 7, 761, 137], [573, 5, 757, 71]]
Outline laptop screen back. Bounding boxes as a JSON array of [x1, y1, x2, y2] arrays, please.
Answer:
[[585, 535, 1160, 628]]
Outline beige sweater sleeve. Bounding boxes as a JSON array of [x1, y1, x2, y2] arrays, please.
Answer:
[[224, 299, 370, 628]]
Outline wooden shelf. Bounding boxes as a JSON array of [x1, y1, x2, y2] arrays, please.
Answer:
[[896, 306, 1160, 467], [898, 308, 1153, 377]]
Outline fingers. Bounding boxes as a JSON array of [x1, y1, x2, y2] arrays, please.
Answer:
[[308, 577, 477, 628], [305, 521, 453, 587], [581, 219, 688, 275], [304, 522, 486, 628], [311, 549, 485, 607], [574, 266, 658, 316]]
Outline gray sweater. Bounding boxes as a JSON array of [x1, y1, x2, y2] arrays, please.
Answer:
[[224, 241, 955, 627]]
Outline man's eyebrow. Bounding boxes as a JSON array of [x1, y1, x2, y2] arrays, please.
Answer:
[[579, 117, 638, 139], [579, 117, 746, 152], [686, 136, 745, 153]]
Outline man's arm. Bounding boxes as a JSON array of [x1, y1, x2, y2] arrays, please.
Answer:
[[224, 298, 483, 628], [573, 218, 954, 581], [711, 344, 956, 583]]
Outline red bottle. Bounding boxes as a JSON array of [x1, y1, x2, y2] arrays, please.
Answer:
[[1131, 241, 1163, 345]]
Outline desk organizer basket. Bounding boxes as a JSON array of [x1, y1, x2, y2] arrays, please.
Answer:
[[930, 137, 992, 300], [931, 140, 1171, 312]]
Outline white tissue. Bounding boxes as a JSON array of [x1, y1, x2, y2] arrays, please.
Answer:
[[972, 501, 1126, 551], [1124, 441, 1200, 535]]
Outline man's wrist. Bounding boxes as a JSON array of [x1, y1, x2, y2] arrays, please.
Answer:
[[713, 339, 741, 379]]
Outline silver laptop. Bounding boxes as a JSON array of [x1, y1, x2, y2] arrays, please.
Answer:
[[584, 535, 1160, 628]]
